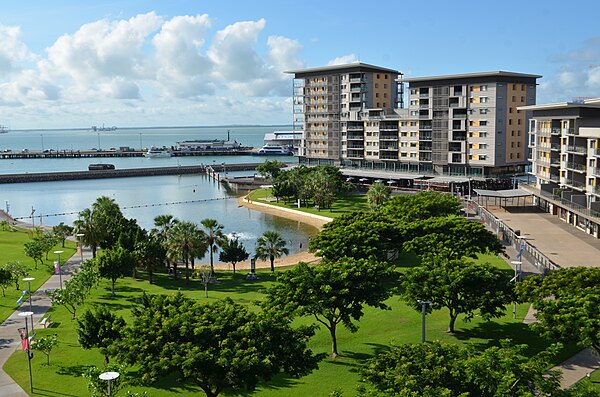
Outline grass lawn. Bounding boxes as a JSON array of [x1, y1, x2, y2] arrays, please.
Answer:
[[247, 188, 368, 218], [0, 227, 76, 322], [4, 254, 583, 396]]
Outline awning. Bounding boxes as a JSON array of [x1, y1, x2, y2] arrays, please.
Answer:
[[474, 188, 531, 198]]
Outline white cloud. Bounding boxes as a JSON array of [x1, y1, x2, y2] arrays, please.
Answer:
[[327, 54, 358, 66], [0, 25, 36, 75], [0, 14, 301, 127]]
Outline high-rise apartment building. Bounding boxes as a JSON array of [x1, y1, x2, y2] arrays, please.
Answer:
[[286, 63, 400, 165], [288, 64, 541, 178], [519, 99, 600, 238]]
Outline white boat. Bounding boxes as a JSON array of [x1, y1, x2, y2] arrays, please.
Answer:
[[254, 144, 293, 156], [0, 125, 8, 134], [144, 147, 172, 158]]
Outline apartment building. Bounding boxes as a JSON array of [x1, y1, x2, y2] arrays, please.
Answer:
[[286, 63, 400, 165], [519, 99, 600, 238], [288, 64, 540, 178]]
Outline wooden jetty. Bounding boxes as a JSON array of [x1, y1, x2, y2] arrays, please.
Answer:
[[0, 148, 255, 159]]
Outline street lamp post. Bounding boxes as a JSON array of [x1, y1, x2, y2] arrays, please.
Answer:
[[54, 250, 64, 289], [510, 261, 522, 319], [23, 277, 35, 332], [417, 300, 432, 343], [18, 311, 34, 394], [99, 371, 120, 397], [76, 233, 85, 262]]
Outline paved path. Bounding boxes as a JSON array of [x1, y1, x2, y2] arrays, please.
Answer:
[[0, 245, 89, 396]]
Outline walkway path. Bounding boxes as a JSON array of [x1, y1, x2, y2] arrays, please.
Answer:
[[0, 246, 90, 396]]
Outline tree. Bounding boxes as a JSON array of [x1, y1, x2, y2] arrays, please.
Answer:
[[264, 259, 397, 358], [134, 233, 166, 284], [367, 182, 392, 211], [39, 232, 58, 260], [32, 334, 58, 366], [3, 260, 29, 290], [517, 267, 600, 356], [256, 159, 285, 181], [82, 363, 127, 397], [91, 196, 127, 250], [402, 258, 514, 333], [0, 267, 11, 296], [114, 293, 323, 397], [77, 306, 125, 364], [200, 218, 225, 275], [96, 246, 135, 296], [23, 239, 44, 269], [219, 235, 249, 274], [52, 222, 73, 248], [303, 170, 337, 210], [381, 191, 463, 222], [402, 215, 504, 261], [48, 261, 99, 319], [73, 208, 101, 258], [255, 230, 289, 272], [309, 212, 401, 262], [358, 340, 575, 397], [166, 221, 205, 285]]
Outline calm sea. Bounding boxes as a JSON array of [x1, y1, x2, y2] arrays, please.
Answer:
[[0, 126, 314, 263]]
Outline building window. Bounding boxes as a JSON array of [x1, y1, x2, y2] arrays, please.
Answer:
[[480, 85, 488, 91], [410, 100, 417, 106], [480, 97, 489, 103], [410, 89, 417, 95], [376, 93, 379, 98], [480, 155, 487, 160], [410, 131, 417, 137], [509, 107, 513, 113], [517, 152, 520, 159], [384, 84, 388, 88], [375, 83, 379, 88], [480, 121, 487, 126], [480, 144, 487, 149], [480, 109, 488, 114], [401, 152, 407, 157], [511, 96, 516, 101], [376, 74, 380, 78], [411, 111, 418, 116], [401, 121, 407, 126], [410, 121, 417, 126], [480, 132, 487, 138], [401, 131, 407, 136]]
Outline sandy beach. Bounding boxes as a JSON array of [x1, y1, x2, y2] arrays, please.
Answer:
[[211, 197, 331, 271]]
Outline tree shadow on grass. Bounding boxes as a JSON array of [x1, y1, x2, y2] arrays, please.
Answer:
[[32, 387, 80, 397], [56, 363, 94, 377], [331, 343, 392, 372]]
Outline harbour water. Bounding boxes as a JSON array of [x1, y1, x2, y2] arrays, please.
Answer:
[[0, 126, 315, 263]]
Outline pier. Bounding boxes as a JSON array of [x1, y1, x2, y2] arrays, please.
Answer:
[[0, 163, 262, 184], [0, 148, 255, 159]]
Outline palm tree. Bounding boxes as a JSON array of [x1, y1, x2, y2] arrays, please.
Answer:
[[153, 214, 179, 274], [200, 218, 225, 275], [166, 221, 200, 284], [255, 231, 289, 273], [73, 208, 100, 258], [367, 182, 392, 211]]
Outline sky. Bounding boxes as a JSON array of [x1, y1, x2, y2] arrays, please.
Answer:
[[2, 0, 600, 129]]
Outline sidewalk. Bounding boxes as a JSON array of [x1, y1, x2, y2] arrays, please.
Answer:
[[0, 247, 90, 396]]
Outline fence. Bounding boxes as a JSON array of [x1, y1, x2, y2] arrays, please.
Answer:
[[468, 200, 560, 274]]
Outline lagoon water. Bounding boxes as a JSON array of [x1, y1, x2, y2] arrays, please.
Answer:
[[0, 126, 314, 263]]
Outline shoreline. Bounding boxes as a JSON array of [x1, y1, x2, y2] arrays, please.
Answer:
[[209, 196, 332, 271]]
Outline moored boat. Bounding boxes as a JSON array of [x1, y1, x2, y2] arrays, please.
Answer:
[[144, 147, 172, 158], [253, 144, 293, 156]]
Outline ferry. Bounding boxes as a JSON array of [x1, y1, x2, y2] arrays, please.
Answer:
[[254, 144, 293, 156], [145, 147, 172, 158]]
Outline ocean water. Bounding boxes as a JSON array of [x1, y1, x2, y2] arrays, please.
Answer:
[[0, 126, 314, 263]]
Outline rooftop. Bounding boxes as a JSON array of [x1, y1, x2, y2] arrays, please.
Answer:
[[285, 62, 400, 75], [400, 70, 542, 83], [518, 97, 600, 111]]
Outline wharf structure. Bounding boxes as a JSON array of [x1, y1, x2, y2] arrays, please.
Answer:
[[519, 98, 600, 238], [287, 63, 540, 186]]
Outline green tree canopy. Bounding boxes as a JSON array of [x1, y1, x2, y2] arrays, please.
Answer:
[[134, 232, 166, 284], [264, 259, 397, 358], [23, 239, 44, 269], [256, 159, 285, 180], [3, 260, 29, 290], [309, 211, 401, 262], [367, 182, 392, 211], [77, 306, 125, 364], [218, 235, 249, 273], [358, 341, 578, 397], [48, 261, 99, 319], [401, 215, 504, 261], [255, 230, 289, 272], [517, 267, 600, 356], [96, 246, 135, 296], [402, 258, 514, 333], [381, 191, 463, 222], [32, 334, 58, 366], [114, 293, 323, 397], [52, 222, 73, 248], [200, 218, 224, 275]]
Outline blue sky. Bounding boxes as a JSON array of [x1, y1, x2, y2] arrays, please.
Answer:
[[1, 0, 600, 129]]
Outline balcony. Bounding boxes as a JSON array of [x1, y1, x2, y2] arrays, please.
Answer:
[[566, 145, 586, 154], [419, 93, 429, 98], [594, 148, 600, 157], [380, 154, 399, 160], [550, 175, 560, 182], [564, 179, 586, 190], [564, 127, 575, 135], [346, 144, 364, 149], [419, 134, 432, 141], [419, 123, 432, 130], [594, 168, 600, 177], [347, 126, 364, 131], [380, 125, 399, 131], [346, 135, 364, 140], [380, 145, 399, 151], [551, 128, 561, 135], [565, 162, 586, 172], [380, 135, 399, 141]]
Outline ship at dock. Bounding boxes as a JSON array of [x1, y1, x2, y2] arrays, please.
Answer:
[[0, 125, 9, 134], [176, 130, 249, 152]]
